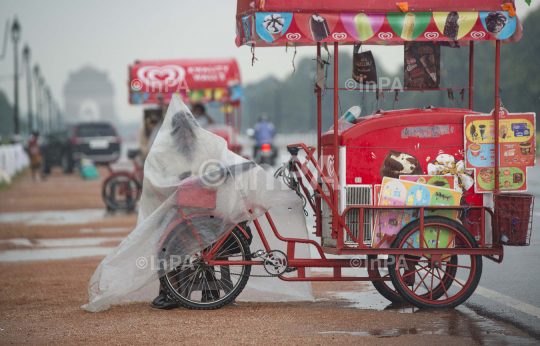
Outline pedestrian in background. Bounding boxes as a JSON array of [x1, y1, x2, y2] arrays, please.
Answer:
[[28, 132, 42, 181]]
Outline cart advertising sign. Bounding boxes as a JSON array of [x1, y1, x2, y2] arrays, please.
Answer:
[[404, 41, 440, 89], [399, 175, 455, 190], [237, 9, 520, 47], [373, 177, 461, 248], [464, 109, 536, 193], [129, 58, 242, 105]]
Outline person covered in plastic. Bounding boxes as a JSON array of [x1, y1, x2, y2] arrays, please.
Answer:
[[191, 103, 215, 127], [82, 95, 310, 312]]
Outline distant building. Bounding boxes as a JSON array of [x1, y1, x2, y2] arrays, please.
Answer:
[[63, 66, 117, 124]]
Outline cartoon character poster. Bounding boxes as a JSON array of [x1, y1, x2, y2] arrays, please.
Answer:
[[373, 177, 461, 248]]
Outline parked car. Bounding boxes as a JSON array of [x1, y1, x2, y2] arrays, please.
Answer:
[[40, 122, 121, 174]]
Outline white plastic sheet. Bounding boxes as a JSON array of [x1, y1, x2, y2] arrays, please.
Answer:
[[83, 95, 313, 312], [0, 144, 30, 183]]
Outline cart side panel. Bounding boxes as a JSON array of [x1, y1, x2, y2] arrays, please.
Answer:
[[320, 108, 486, 246]]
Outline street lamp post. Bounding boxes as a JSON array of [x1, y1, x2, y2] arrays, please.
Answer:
[[11, 17, 21, 135], [33, 65, 41, 133], [46, 87, 53, 132], [39, 77, 46, 133], [23, 44, 33, 133]]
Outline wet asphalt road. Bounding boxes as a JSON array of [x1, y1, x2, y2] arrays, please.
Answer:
[[464, 163, 540, 338], [271, 148, 540, 338]]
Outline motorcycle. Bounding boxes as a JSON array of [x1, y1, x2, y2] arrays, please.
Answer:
[[254, 143, 277, 166]]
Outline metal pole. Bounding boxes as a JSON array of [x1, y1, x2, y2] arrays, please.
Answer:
[[23, 45, 33, 133], [55, 101, 61, 127], [237, 105, 242, 132], [494, 40, 501, 194], [316, 42, 322, 238], [468, 41, 474, 110], [316, 42, 322, 162], [47, 88, 53, 132], [33, 67, 41, 133], [333, 42, 340, 244], [13, 40, 19, 135]]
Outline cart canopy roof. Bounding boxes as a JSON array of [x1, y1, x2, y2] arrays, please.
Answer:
[[129, 58, 243, 105], [236, 0, 522, 47]]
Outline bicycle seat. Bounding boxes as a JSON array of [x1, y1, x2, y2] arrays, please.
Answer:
[[128, 149, 141, 159]]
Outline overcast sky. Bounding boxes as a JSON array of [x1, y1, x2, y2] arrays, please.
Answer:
[[1, 0, 539, 125]]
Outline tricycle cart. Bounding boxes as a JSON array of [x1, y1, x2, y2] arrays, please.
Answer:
[[102, 58, 245, 210], [158, 0, 536, 310]]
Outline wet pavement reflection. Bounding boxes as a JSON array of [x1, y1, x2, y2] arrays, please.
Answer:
[[324, 286, 539, 344]]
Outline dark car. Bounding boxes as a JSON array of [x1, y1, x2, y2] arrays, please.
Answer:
[[40, 122, 121, 174]]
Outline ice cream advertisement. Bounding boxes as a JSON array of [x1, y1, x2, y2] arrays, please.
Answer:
[[241, 12, 518, 47], [464, 110, 536, 193], [387, 12, 431, 41], [399, 175, 455, 190], [373, 177, 461, 248], [352, 46, 377, 85], [433, 12, 478, 40], [404, 42, 440, 89], [476, 167, 526, 193], [341, 13, 384, 41], [480, 11, 516, 40], [255, 13, 293, 42]]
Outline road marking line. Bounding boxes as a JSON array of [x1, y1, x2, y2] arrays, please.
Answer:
[[421, 269, 540, 318], [457, 279, 540, 319]]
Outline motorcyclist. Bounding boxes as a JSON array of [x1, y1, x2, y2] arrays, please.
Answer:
[[252, 114, 275, 159]]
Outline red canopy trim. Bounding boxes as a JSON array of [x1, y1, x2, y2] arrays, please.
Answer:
[[237, 0, 516, 16], [236, 11, 521, 47], [129, 58, 242, 105]]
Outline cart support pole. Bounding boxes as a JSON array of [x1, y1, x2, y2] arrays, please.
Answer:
[[316, 42, 322, 238], [494, 40, 501, 194], [333, 42, 341, 246], [317, 43, 322, 163], [469, 42, 474, 110]]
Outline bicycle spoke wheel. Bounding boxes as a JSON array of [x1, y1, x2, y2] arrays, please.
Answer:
[[388, 216, 482, 309], [102, 174, 140, 210], [160, 227, 252, 310]]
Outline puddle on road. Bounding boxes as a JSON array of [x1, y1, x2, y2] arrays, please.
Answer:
[[0, 209, 137, 226], [0, 237, 124, 248], [79, 227, 132, 234], [0, 247, 114, 262], [0, 209, 108, 225], [323, 286, 538, 344]]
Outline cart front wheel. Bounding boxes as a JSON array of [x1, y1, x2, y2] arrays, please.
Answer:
[[388, 216, 482, 309]]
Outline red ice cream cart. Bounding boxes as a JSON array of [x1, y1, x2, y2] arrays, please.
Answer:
[[157, 0, 536, 310]]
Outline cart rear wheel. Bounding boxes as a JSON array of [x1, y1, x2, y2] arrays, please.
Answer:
[[388, 216, 482, 309], [370, 254, 457, 304]]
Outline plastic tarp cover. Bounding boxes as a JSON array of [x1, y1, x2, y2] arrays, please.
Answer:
[[82, 95, 313, 312]]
